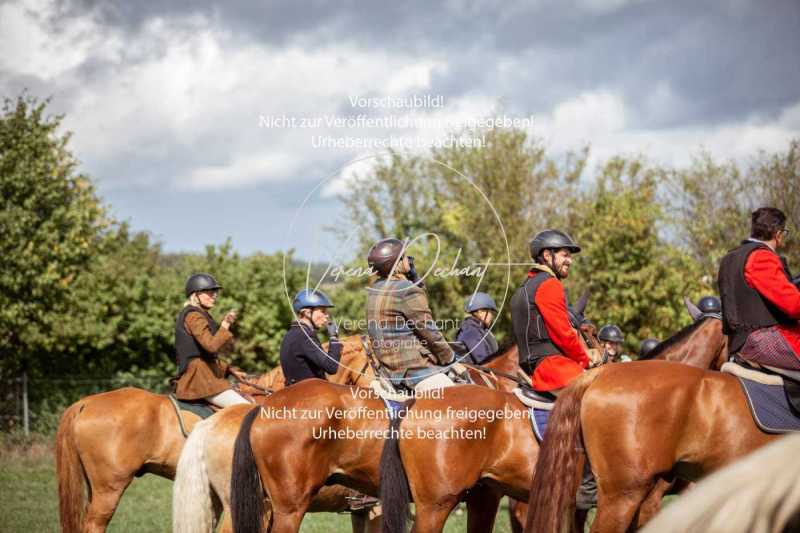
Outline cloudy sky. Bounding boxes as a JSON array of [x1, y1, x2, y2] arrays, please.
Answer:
[[2, 0, 798, 261]]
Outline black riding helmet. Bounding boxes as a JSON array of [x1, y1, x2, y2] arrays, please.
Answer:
[[639, 338, 660, 358], [697, 295, 721, 315], [185, 273, 222, 297], [530, 229, 581, 261], [367, 238, 406, 278], [598, 324, 624, 343]]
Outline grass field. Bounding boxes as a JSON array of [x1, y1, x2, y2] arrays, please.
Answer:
[[0, 442, 518, 532]]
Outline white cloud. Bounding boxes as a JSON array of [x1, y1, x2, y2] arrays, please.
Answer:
[[185, 151, 302, 190], [26, 7, 450, 191], [3, 0, 798, 198], [0, 0, 121, 79], [532, 91, 800, 172]]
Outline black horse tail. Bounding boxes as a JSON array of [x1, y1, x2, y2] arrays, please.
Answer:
[[380, 399, 415, 533], [231, 406, 266, 533]]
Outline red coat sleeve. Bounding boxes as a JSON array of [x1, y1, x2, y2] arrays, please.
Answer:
[[535, 278, 590, 368], [744, 250, 800, 319]]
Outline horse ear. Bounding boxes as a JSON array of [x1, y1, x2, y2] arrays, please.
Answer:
[[575, 291, 589, 316], [684, 296, 702, 321]]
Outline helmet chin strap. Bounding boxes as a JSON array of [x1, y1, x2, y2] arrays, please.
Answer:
[[545, 251, 563, 280], [300, 310, 318, 330]]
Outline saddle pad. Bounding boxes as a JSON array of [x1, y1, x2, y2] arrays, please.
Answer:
[[513, 387, 555, 411], [529, 407, 551, 442], [171, 395, 215, 419], [382, 398, 408, 420], [736, 377, 800, 433]]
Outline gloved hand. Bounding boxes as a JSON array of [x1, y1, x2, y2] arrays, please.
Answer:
[[326, 320, 339, 338], [587, 348, 604, 368], [406, 256, 423, 287]]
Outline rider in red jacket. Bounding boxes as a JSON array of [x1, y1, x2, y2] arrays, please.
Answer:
[[511, 230, 593, 392], [718, 207, 800, 368]]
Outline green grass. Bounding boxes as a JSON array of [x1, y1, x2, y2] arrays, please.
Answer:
[[0, 451, 517, 532]]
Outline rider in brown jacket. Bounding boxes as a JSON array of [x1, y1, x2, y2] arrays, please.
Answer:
[[173, 273, 250, 407]]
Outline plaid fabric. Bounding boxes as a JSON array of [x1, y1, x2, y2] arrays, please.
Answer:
[[366, 275, 454, 372], [739, 326, 800, 370]]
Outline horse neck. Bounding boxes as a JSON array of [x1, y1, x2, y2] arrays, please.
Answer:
[[656, 319, 725, 370], [330, 346, 374, 387], [484, 345, 520, 374]]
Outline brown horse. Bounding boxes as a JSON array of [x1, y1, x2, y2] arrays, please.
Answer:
[[172, 404, 383, 533], [525, 361, 779, 533], [226, 378, 542, 533], [224, 324, 605, 533], [509, 311, 727, 532], [642, 315, 727, 370], [172, 340, 537, 533], [55, 335, 373, 533]]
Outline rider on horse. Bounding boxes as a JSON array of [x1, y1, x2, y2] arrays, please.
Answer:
[[718, 207, 800, 370], [511, 230, 593, 392], [455, 292, 500, 364], [173, 273, 251, 407], [279, 289, 342, 385], [598, 324, 632, 362], [365, 238, 455, 389]]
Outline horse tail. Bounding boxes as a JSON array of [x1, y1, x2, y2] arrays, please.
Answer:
[[56, 402, 86, 533], [173, 416, 216, 533], [231, 406, 265, 533], [525, 369, 602, 533], [380, 400, 414, 533]]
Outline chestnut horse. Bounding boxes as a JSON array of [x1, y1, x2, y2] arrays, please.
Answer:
[[525, 361, 779, 533], [173, 341, 535, 532], [55, 336, 373, 533], [219, 323, 601, 533], [225, 378, 541, 533], [172, 404, 383, 533]]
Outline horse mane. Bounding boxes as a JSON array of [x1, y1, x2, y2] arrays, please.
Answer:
[[641, 318, 705, 360]]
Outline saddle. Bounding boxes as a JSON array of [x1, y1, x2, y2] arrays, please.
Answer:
[[723, 360, 800, 414], [512, 385, 557, 411], [167, 394, 217, 437], [722, 361, 800, 433], [509, 385, 556, 442]]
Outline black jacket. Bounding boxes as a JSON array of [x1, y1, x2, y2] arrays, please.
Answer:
[[455, 316, 499, 364], [174, 305, 218, 376], [718, 240, 794, 354], [279, 321, 342, 385]]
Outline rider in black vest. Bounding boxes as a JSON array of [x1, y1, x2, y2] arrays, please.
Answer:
[[718, 207, 799, 363], [511, 229, 591, 383], [279, 289, 342, 385], [719, 245, 794, 355]]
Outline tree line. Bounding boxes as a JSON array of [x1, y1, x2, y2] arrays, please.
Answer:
[[2, 95, 798, 387]]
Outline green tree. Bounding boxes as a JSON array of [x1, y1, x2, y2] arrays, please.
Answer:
[[335, 129, 588, 339], [668, 139, 800, 287], [0, 96, 109, 377], [753, 139, 800, 270], [667, 153, 754, 289], [566, 157, 705, 352]]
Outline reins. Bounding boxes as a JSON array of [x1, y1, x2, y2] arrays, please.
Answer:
[[460, 362, 531, 388]]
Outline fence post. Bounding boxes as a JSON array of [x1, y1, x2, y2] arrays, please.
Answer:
[[22, 371, 29, 437]]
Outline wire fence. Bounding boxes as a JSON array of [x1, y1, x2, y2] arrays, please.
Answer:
[[1, 374, 172, 436]]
